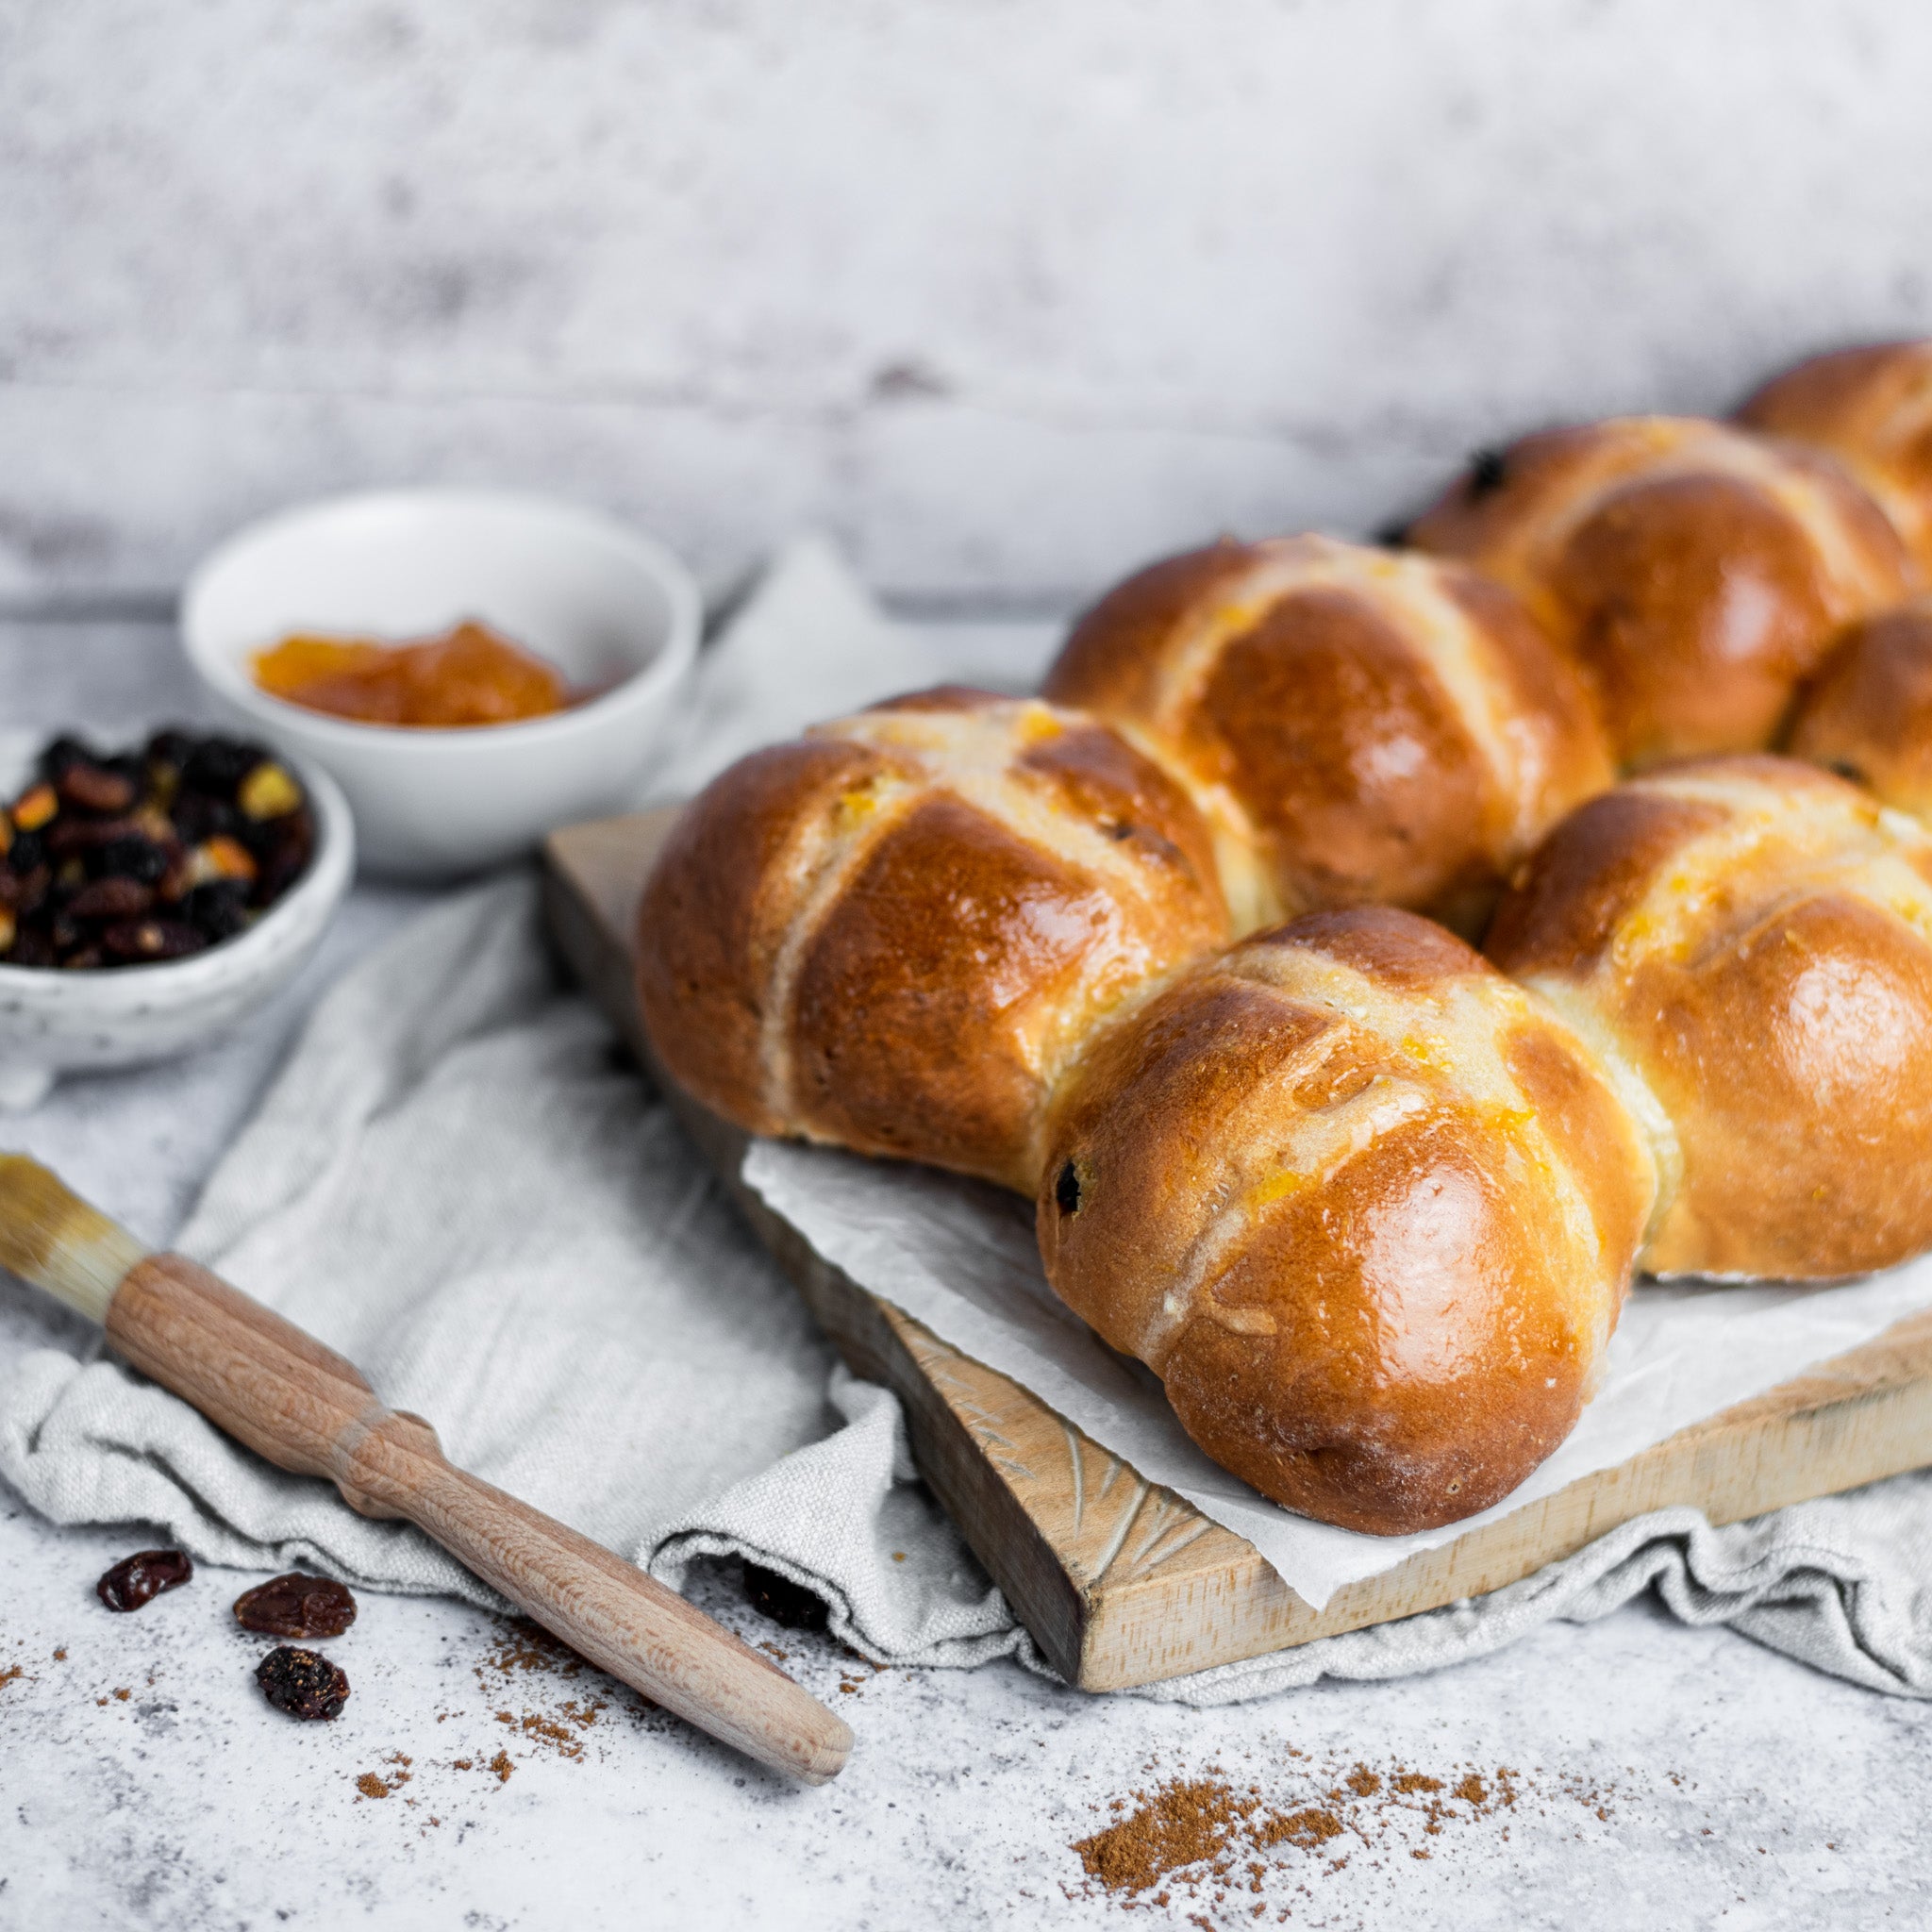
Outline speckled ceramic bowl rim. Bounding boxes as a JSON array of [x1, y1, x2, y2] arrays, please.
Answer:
[[179, 487, 702, 753], [0, 740, 356, 1000]]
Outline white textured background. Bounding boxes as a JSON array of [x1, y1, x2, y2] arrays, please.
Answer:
[[5, 0, 1932, 608]]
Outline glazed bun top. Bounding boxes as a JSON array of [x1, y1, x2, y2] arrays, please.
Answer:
[[1406, 416, 1914, 769], [1788, 598, 1932, 823], [1036, 905, 1655, 1534], [1740, 341, 1932, 577], [1487, 755, 1932, 1278], [634, 687, 1232, 1192], [1041, 534, 1613, 938]]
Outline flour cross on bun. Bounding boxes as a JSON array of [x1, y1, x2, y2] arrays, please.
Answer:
[[1740, 341, 1932, 579], [1042, 533, 1611, 937], [1789, 597, 1932, 822], [636, 688, 1231, 1192], [1487, 755, 1932, 1279], [1407, 416, 1914, 769], [1037, 907, 1654, 1535]]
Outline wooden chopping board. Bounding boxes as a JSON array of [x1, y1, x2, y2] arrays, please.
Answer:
[[543, 806, 1932, 1691]]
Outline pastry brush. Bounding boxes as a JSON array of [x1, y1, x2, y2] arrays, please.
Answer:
[[0, 1154, 853, 1784]]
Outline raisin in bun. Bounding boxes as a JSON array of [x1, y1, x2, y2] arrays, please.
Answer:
[[1788, 600, 1932, 821], [1487, 756, 1932, 1278], [1739, 341, 1932, 576], [1406, 418, 1913, 769], [1041, 535, 1612, 938], [635, 689, 1231, 1192], [1037, 908, 1655, 1534]]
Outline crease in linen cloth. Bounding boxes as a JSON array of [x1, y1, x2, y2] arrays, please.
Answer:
[[6, 535, 1932, 1703]]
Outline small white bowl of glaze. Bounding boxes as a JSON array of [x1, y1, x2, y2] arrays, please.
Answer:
[[181, 490, 702, 878], [0, 733, 355, 1111]]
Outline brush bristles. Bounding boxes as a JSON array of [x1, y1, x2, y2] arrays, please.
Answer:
[[0, 1155, 150, 1325]]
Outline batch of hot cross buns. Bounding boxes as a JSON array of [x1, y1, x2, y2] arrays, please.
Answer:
[[636, 340, 1932, 1538]]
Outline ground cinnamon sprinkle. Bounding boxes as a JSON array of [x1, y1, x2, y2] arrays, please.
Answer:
[[1074, 1778, 1255, 1892], [0, 1665, 23, 1691], [469, 1617, 613, 1767], [1070, 1755, 1576, 1909], [1252, 1807, 1342, 1850], [354, 1754, 413, 1802]]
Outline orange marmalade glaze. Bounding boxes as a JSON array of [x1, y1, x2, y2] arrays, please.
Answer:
[[251, 621, 580, 727]]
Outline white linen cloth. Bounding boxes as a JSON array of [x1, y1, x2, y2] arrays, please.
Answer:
[[7, 538, 1932, 1702]]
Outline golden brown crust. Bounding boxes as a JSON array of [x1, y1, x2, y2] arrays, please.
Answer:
[[635, 690, 1231, 1191], [1407, 416, 1915, 768], [1549, 473, 1832, 761], [1740, 341, 1932, 575], [1158, 1113, 1588, 1535], [1502, 1024, 1659, 1285], [788, 793, 1114, 1183], [1788, 600, 1932, 820], [1194, 586, 1493, 918], [635, 737, 889, 1135], [1488, 755, 1932, 1276], [1037, 908, 1653, 1534], [1042, 535, 1613, 935], [1046, 540, 1258, 720], [1013, 717, 1224, 907], [1484, 787, 1728, 978], [1268, 903, 1488, 989]]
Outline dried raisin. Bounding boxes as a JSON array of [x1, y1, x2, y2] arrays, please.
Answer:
[[182, 738, 268, 799], [180, 879, 251, 941], [742, 1562, 830, 1632], [256, 1646, 350, 1721], [0, 731, 311, 972], [94, 835, 172, 885], [234, 1573, 358, 1641], [57, 762, 137, 815], [63, 877, 154, 922], [96, 1548, 194, 1612]]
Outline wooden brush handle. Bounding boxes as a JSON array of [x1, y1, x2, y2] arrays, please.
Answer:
[[106, 1253, 853, 1784]]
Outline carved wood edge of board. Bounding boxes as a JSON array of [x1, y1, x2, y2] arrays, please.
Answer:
[[542, 806, 1932, 1693]]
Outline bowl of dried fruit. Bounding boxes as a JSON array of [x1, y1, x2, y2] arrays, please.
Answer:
[[0, 726, 355, 1109], [181, 489, 701, 877]]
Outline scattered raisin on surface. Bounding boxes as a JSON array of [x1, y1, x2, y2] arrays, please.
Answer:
[[234, 1573, 358, 1641], [742, 1562, 830, 1633], [96, 1548, 194, 1612], [256, 1646, 350, 1721]]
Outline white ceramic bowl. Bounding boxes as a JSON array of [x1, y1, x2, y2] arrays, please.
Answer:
[[0, 732, 355, 1111], [181, 490, 701, 878]]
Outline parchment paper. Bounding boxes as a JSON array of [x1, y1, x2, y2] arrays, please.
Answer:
[[743, 1138, 1932, 1613]]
